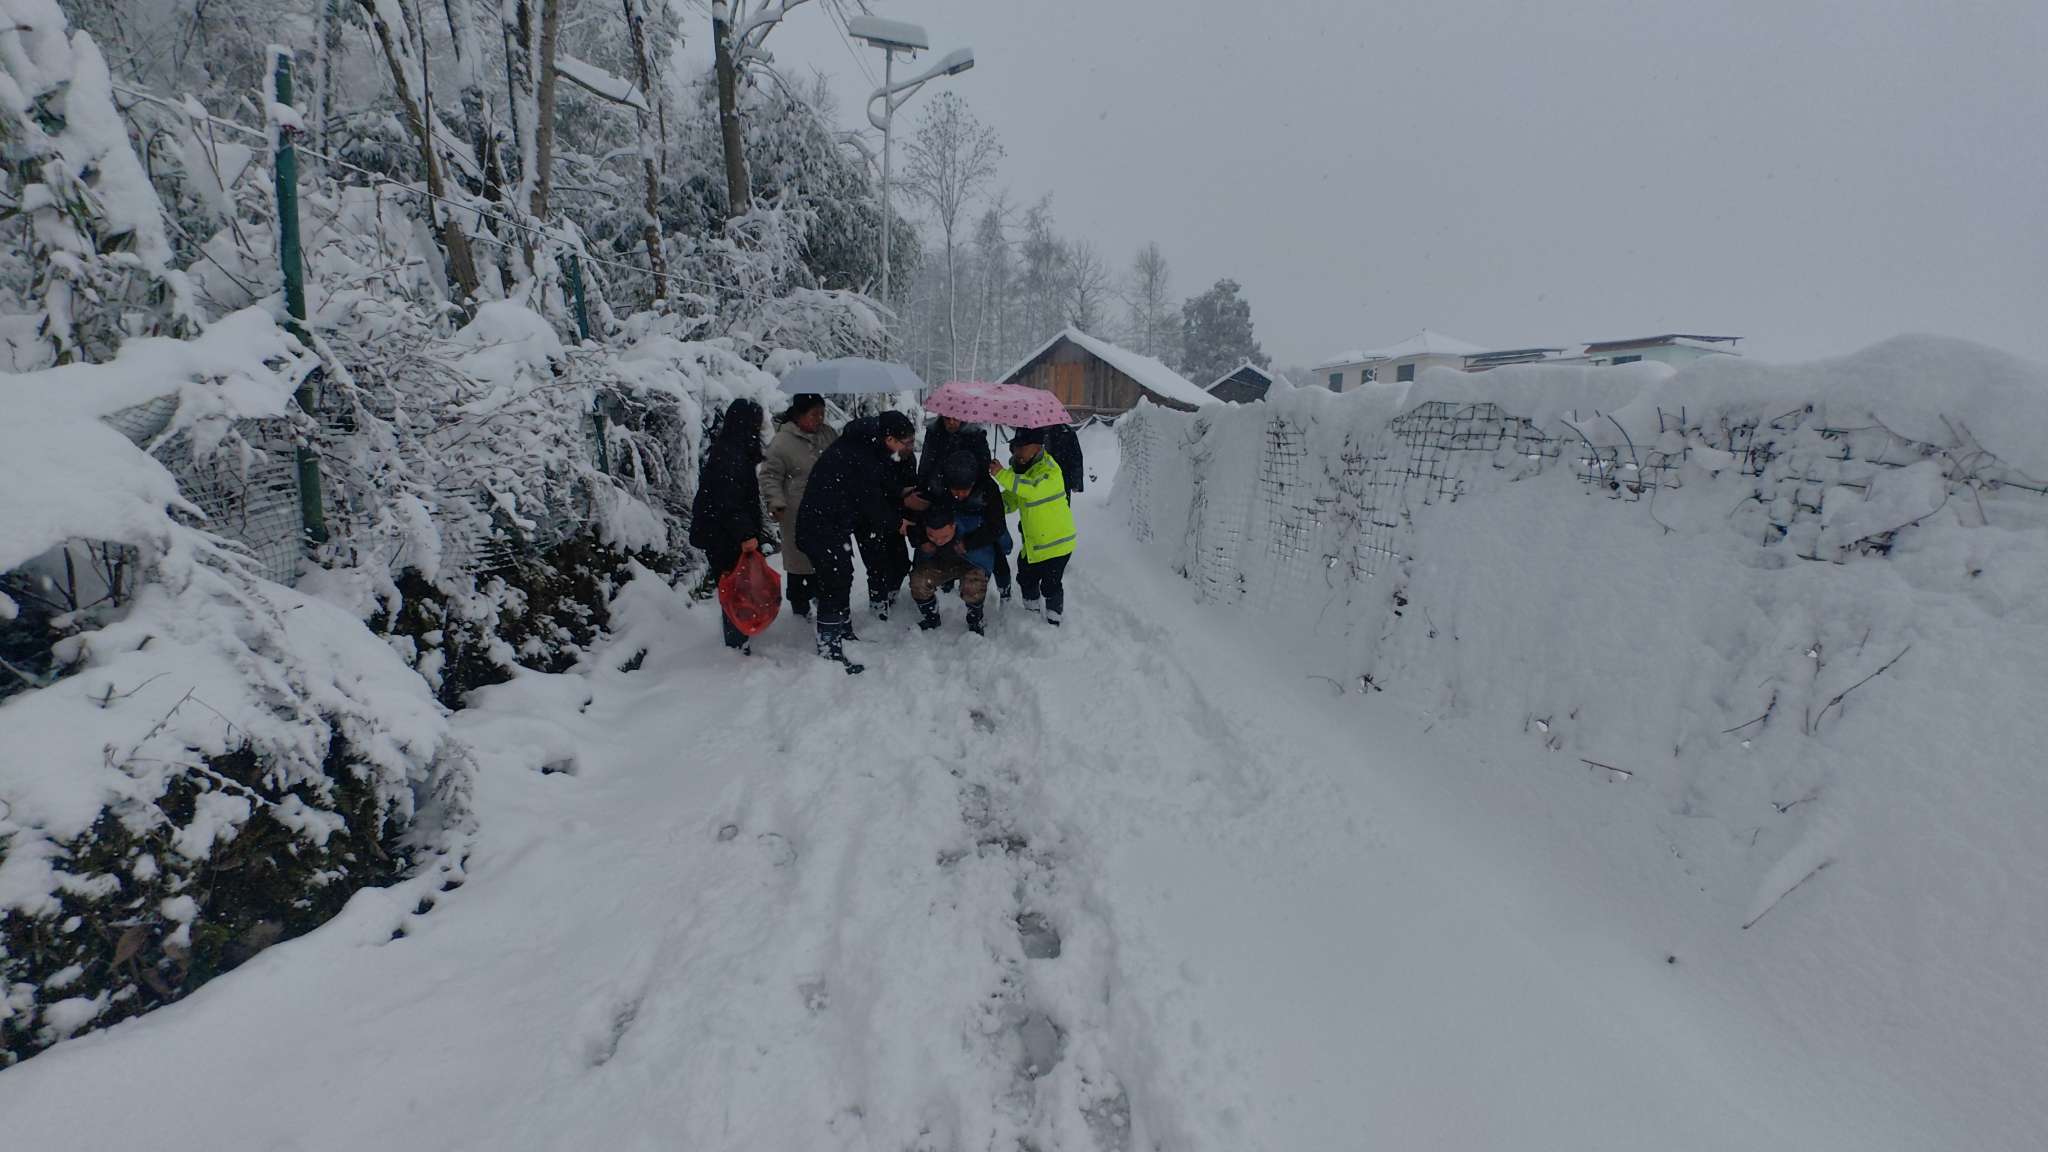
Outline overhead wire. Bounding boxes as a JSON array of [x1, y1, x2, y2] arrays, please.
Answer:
[[823, 0, 880, 90]]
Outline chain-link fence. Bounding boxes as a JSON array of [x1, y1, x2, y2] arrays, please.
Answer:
[[1119, 393, 2048, 609]]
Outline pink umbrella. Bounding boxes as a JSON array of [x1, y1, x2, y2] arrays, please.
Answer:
[[926, 380, 1073, 429]]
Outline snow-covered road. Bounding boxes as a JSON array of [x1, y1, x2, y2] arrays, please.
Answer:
[[0, 482, 2000, 1150]]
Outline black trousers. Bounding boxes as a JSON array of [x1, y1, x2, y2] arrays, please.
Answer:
[[857, 530, 909, 601], [1017, 553, 1070, 613], [993, 546, 1012, 592], [812, 542, 855, 623], [785, 572, 815, 612]]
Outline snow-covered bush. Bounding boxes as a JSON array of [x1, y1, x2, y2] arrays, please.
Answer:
[[2, 0, 879, 1063], [0, 0, 199, 367], [304, 291, 787, 703], [0, 311, 470, 1065], [0, 6, 475, 1063]]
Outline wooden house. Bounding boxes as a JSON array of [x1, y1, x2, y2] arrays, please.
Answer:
[[998, 328, 1220, 420]]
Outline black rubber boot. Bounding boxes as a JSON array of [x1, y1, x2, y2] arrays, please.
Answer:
[[815, 618, 864, 674], [916, 597, 942, 631], [966, 601, 986, 635]]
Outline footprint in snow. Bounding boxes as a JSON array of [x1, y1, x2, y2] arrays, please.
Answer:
[[757, 831, 797, 867], [798, 977, 830, 1014]]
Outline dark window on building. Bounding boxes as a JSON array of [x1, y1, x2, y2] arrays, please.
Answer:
[[1328, 372, 1343, 392], [1611, 354, 1643, 365], [1396, 363, 1415, 383]]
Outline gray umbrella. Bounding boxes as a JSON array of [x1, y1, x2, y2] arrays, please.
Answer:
[[777, 358, 928, 396]]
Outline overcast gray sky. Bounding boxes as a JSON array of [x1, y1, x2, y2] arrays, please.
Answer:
[[775, 0, 2047, 367]]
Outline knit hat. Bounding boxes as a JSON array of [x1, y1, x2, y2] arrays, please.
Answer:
[[877, 410, 916, 441], [779, 393, 825, 422]]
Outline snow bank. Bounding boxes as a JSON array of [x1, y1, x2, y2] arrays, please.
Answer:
[[1114, 335, 2048, 1124], [0, 307, 467, 1063]]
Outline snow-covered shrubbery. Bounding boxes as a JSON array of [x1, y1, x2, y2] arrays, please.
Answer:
[[1, 0, 876, 1063], [1117, 338, 2048, 1064], [0, 308, 473, 1064]]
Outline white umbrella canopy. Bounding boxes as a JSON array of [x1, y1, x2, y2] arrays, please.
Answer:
[[777, 358, 927, 396]]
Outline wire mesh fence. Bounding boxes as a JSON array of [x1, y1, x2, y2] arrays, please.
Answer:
[[1121, 393, 2048, 608]]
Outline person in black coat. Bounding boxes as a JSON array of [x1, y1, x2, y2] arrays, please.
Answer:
[[1044, 422, 1085, 495], [860, 442, 922, 618], [688, 398, 766, 650], [794, 410, 916, 671], [918, 415, 992, 490]]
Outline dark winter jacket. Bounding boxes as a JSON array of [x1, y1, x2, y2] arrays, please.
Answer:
[[915, 473, 1009, 574], [917, 418, 992, 491], [882, 451, 919, 520], [1045, 423, 1085, 494], [795, 416, 905, 558], [688, 403, 766, 574]]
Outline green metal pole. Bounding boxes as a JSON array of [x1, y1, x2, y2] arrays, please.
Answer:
[[274, 49, 328, 547]]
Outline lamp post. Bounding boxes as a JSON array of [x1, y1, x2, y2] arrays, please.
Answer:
[[849, 16, 973, 323]]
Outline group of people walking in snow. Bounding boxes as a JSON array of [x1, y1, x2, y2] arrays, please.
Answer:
[[690, 393, 1081, 673]]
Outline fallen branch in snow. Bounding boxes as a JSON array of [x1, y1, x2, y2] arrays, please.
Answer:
[[1721, 690, 1778, 735], [1771, 790, 1819, 815], [1304, 674, 1347, 696], [1806, 645, 1912, 734], [93, 672, 169, 708], [1581, 758, 1634, 779], [2, 653, 53, 691], [1743, 859, 1831, 930]]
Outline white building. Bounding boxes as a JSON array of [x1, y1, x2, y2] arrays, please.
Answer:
[[1569, 334, 1742, 368], [1312, 330, 1491, 392]]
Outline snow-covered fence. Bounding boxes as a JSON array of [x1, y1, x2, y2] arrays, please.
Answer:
[[101, 397, 307, 587], [1115, 335, 2048, 967], [1120, 342, 2048, 620]]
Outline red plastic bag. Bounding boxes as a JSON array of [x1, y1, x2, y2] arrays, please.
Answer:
[[717, 550, 782, 637]]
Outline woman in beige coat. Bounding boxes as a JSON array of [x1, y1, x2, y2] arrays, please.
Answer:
[[758, 393, 839, 618]]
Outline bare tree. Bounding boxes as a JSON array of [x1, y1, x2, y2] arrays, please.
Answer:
[[358, 0, 481, 302], [529, 0, 561, 219], [1061, 240, 1111, 333], [966, 194, 1014, 377], [622, 0, 667, 301], [1122, 241, 1176, 362], [711, 0, 811, 217], [441, 0, 507, 207], [1017, 195, 1066, 348], [902, 92, 1003, 377]]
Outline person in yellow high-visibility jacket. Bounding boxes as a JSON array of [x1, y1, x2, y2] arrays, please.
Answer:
[[992, 425, 1077, 625]]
